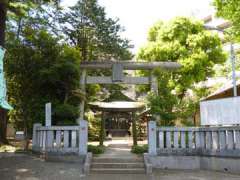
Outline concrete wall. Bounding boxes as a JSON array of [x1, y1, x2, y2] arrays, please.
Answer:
[[148, 155, 200, 170], [200, 156, 240, 174], [200, 97, 240, 125], [147, 155, 240, 174]]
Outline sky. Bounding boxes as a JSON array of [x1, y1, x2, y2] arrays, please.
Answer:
[[61, 0, 214, 53]]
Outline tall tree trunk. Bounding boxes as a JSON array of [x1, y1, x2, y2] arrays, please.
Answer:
[[0, 1, 7, 47], [0, 1, 8, 144], [0, 109, 8, 144]]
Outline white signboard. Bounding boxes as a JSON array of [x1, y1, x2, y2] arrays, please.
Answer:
[[200, 97, 240, 126]]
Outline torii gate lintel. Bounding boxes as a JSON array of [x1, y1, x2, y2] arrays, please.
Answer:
[[77, 60, 181, 123]]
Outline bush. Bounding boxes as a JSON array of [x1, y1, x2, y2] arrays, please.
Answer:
[[88, 145, 105, 154], [53, 104, 79, 125], [131, 144, 148, 154]]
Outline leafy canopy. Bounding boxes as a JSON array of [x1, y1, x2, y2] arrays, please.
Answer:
[[4, 0, 133, 140], [137, 17, 226, 125], [6, 28, 81, 130], [213, 0, 240, 40], [58, 0, 132, 61], [138, 17, 226, 94]]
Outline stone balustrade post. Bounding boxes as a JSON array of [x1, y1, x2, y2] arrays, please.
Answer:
[[32, 123, 42, 150], [79, 120, 88, 155], [148, 121, 157, 155]]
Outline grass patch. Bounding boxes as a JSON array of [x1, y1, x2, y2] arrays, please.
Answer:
[[88, 145, 105, 154], [131, 144, 148, 154]]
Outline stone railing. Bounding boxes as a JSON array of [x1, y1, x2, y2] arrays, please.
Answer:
[[148, 121, 240, 157], [32, 120, 88, 155]]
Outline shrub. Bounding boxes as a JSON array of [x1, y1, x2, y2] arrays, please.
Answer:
[[53, 104, 79, 125], [88, 145, 105, 154], [131, 144, 148, 154]]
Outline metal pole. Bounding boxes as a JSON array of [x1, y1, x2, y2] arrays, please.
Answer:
[[230, 42, 237, 97], [204, 25, 238, 96]]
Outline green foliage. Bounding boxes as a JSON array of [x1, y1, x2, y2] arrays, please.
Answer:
[[213, 0, 240, 77], [5, 27, 81, 133], [56, 0, 133, 124], [148, 21, 164, 42], [86, 111, 101, 141], [138, 17, 226, 125], [131, 145, 148, 154], [58, 0, 133, 60], [88, 145, 105, 154], [53, 104, 79, 125], [3, 0, 133, 141], [213, 0, 240, 41]]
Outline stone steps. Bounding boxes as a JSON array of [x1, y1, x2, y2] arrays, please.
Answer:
[[91, 168, 146, 174], [90, 157, 146, 174], [92, 157, 144, 163], [92, 162, 145, 168]]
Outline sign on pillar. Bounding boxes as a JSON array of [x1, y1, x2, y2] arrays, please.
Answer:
[[45, 103, 52, 127], [148, 121, 157, 155], [79, 120, 88, 155]]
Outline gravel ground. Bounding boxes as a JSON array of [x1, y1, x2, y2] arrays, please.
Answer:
[[1, 153, 240, 180]]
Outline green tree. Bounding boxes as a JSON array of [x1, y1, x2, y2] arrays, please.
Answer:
[[1, 0, 60, 47], [5, 28, 81, 146], [58, 0, 133, 138], [213, 0, 240, 40], [1, 0, 133, 145], [138, 17, 226, 125], [213, 0, 240, 77], [59, 0, 132, 61], [0, 0, 60, 144]]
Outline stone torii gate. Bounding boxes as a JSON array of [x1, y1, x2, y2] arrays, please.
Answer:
[[78, 60, 181, 123]]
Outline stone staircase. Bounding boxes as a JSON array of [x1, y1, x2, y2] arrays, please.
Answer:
[[90, 156, 146, 174]]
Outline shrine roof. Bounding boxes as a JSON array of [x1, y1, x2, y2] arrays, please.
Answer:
[[89, 101, 145, 112], [103, 91, 135, 102]]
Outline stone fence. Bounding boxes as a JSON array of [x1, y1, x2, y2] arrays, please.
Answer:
[[32, 120, 88, 155], [148, 121, 240, 157]]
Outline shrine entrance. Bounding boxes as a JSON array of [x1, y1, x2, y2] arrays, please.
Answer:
[[89, 98, 146, 145], [79, 60, 180, 146], [105, 113, 131, 137], [104, 112, 133, 138]]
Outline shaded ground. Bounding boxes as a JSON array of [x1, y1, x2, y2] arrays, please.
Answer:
[[1, 138, 240, 180], [1, 153, 240, 180], [0, 153, 84, 180], [87, 170, 240, 180]]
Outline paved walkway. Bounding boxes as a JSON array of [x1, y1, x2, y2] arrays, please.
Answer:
[[98, 139, 141, 158]]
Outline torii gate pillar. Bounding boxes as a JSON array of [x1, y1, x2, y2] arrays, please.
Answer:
[[78, 69, 86, 124]]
